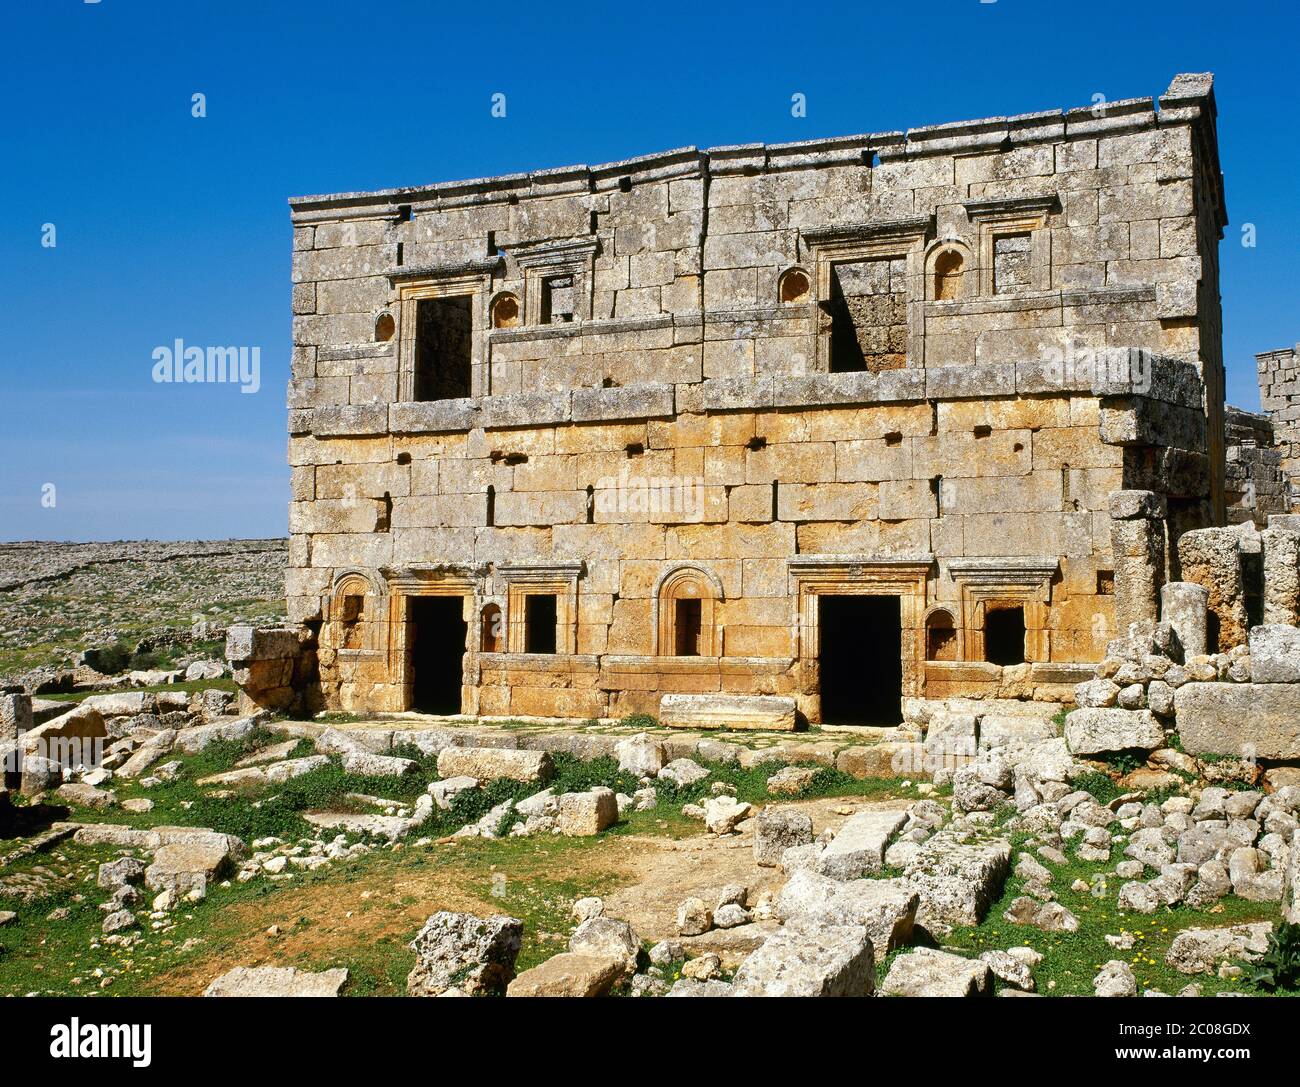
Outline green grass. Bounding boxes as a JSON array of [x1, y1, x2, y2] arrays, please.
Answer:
[[935, 820, 1290, 997]]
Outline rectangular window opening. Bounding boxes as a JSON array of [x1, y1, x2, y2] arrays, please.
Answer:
[[524, 593, 558, 654], [674, 598, 702, 657], [414, 295, 472, 401], [827, 257, 908, 374]]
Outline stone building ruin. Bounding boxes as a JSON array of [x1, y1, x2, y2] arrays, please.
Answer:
[[252, 72, 1244, 728]]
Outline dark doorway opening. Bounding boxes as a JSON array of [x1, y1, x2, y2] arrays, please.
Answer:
[[524, 594, 558, 654], [985, 605, 1026, 666], [413, 295, 472, 401], [674, 598, 702, 656], [409, 596, 467, 714], [819, 594, 902, 725]]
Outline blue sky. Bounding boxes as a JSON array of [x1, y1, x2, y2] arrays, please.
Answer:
[[1, 0, 1297, 542]]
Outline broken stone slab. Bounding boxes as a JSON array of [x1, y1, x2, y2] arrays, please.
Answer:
[[1175, 683, 1300, 760], [659, 758, 710, 787], [677, 921, 780, 967], [303, 812, 411, 840], [1247, 625, 1300, 683], [667, 978, 734, 997], [703, 795, 752, 834], [979, 715, 1060, 748], [880, 948, 992, 997], [315, 727, 394, 756], [766, 765, 818, 795], [53, 782, 117, 809], [20, 702, 106, 758], [776, 869, 918, 957], [1282, 830, 1299, 924], [341, 750, 417, 776], [435, 746, 554, 783], [730, 918, 874, 997], [81, 692, 158, 718], [614, 733, 667, 776], [1064, 708, 1164, 756], [815, 809, 908, 880], [506, 952, 625, 997], [173, 717, 257, 755], [204, 965, 349, 997], [568, 916, 639, 973], [406, 911, 523, 996], [115, 729, 176, 778], [196, 767, 269, 788], [754, 807, 814, 867], [902, 829, 1012, 932], [659, 693, 798, 732], [429, 775, 478, 809], [556, 787, 618, 836], [1165, 922, 1273, 974], [1003, 897, 1080, 933], [144, 839, 238, 900], [264, 755, 330, 783]]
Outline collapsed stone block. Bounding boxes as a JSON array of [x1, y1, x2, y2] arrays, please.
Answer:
[[1177, 528, 1247, 651]]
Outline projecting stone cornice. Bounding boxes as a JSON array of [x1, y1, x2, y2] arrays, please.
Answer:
[[800, 216, 934, 247], [963, 194, 1062, 221]]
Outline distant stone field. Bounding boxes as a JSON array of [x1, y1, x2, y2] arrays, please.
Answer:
[[0, 539, 287, 683]]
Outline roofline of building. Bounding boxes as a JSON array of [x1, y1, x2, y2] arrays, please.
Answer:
[[288, 72, 1224, 229]]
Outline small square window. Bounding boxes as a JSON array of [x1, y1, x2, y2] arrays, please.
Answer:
[[541, 275, 575, 324], [524, 594, 558, 654], [993, 233, 1033, 295]]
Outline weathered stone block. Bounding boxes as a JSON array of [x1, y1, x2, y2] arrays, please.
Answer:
[[658, 694, 797, 731], [1175, 683, 1300, 760]]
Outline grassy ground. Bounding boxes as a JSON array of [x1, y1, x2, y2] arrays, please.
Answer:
[[2, 728, 1291, 998], [935, 819, 1286, 996], [0, 729, 919, 996]]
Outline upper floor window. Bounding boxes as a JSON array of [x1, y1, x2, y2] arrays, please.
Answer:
[[993, 233, 1033, 295], [828, 257, 908, 373], [413, 295, 472, 401]]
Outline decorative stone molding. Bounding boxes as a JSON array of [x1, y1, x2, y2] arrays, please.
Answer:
[[652, 564, 725, 657], [946, 557, 1058, 663], [495, 562, 585, 655], [786, 555, 933, 708]]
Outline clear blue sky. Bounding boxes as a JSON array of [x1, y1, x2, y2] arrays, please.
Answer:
[[2, 0, 1297, 542]]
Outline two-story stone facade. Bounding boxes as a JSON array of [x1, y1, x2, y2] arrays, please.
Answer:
[[280, 72, 1227, 725]]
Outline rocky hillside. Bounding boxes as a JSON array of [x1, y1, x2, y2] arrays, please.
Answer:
[[0, 540, 287, 684]]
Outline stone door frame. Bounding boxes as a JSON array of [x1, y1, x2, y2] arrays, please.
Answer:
[[787, 555, 932, 719], [385, 566, 482, 714]]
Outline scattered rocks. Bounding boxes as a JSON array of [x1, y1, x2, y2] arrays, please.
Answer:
[[730, 918, 875, 997], [753, 808, 814, 867], [406, 911, 524, 996], [204, 965, 349, 997], [881, 948, 991, 997]]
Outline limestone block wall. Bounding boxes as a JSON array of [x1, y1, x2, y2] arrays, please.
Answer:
[[1256, 344, 1300, 509], [1223, 405, 1288, 526], [277, 73, 1228, 721]]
